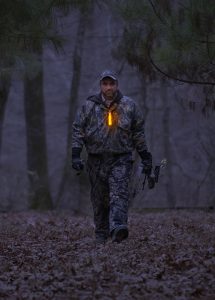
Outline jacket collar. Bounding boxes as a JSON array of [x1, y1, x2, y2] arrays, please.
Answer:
[[87, 90, 123, 109]]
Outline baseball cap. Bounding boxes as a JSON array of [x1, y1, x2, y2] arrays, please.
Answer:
[[100, 70, 118, 81]]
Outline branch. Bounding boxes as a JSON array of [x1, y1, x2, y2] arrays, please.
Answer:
[[199, 40, 215, 44], [147, 0, 168, 26], [148, 51, 215, 86]]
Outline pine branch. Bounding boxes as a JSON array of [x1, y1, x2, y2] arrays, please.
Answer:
[[148, 50, 215, 85]]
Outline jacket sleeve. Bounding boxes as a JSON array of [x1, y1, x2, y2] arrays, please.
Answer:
[[132, 102, 148, 153], [71, 105, 86, 150]]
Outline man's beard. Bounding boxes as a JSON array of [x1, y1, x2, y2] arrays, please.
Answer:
[[104, 90, 116, 100]]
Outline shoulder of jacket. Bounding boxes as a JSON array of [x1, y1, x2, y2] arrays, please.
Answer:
[[121, 95, 134, 103], [87, 93, 101, 103], [81, 96, 98, 114], [120, 96, 137, 108]]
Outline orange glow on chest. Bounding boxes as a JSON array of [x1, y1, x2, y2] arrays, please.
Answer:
[[108, 111, 113, 126]]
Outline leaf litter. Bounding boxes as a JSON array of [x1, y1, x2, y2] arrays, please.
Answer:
[[0, 210, 214, 299]]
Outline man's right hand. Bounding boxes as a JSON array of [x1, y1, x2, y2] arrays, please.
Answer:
[[71, 147, 84, 171], [72, 158, 84, 171]]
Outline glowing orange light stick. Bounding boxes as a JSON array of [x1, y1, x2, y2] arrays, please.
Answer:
[[108, 111, 113, 126]]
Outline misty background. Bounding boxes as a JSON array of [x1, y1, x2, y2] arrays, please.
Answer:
[[0, 0, 214, 213]]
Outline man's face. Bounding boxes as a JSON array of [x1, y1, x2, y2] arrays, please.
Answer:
[[100, 77, 118, 100]]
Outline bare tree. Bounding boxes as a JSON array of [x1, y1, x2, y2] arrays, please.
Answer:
[[24, 44, 53, 209], [161, 80, 175, 207], [0, 74, 11, 156], [56, 9, 89, 209]]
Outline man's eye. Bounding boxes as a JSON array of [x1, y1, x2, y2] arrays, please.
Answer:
[[102, 81, 116, 86]]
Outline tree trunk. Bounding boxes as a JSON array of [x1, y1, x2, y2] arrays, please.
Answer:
[[24, 45, 53, 210], [161, 80, 175, 207], [56, 10, 88, 209], [130, 75, 148, 207], [0, 75, 11, 156]]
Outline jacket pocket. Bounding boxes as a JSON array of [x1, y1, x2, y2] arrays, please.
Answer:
[[85, 127, 98, 144], [115, 120, 133, 151], [118, 117, 131, 132]]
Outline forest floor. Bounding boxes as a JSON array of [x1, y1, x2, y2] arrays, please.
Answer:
[[0, 210, 214, 300]]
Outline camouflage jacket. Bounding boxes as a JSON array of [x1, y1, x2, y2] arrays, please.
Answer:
[[72, 91, 148, 154]]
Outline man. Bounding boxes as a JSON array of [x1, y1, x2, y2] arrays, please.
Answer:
[[71, 70, 152, 244]]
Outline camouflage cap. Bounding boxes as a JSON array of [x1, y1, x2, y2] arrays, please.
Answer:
[[100, 70, 118, 81]]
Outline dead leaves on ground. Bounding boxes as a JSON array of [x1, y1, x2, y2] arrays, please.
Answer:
[[0, 210, 214, 299]]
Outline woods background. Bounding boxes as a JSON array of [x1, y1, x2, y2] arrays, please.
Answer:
[[0, 0, 214, 212]]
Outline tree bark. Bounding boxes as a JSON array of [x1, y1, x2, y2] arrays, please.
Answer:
[[24, 45, 53, 210], [130, 75, 148, 207], [161, 80, 175, 207], [0, 75, 11, 156], [56, 10, 88, 209]]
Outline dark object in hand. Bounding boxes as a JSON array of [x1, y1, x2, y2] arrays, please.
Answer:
[[142, 158, 166, 190], [154, 166, 160, 183], [142, 165, 161, 190]]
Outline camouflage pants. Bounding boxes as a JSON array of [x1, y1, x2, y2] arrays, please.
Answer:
[[87, 153, 133, 239]]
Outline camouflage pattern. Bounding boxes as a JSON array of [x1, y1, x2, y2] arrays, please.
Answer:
[[72, 91, 148, 154], [72, 90, 148, 241], [87, 153, 133, 239]]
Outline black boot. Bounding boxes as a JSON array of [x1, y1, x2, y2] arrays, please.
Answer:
[[111, 225, 128, 243]]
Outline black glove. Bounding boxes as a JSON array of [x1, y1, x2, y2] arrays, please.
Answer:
[[139, 150, 152, 175], [72, 148, 84, 171]]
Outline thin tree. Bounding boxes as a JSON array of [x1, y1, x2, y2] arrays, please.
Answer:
[[24, 43, 53, 209], [0, 72, 11, 156], [56, 7, 89, 209]]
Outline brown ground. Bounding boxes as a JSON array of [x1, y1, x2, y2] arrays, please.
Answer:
[[0, 210, 214, 299]]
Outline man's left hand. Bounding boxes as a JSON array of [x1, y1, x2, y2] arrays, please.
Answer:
[[139, 150, 152, 175], [142, 159, 152, 175]]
